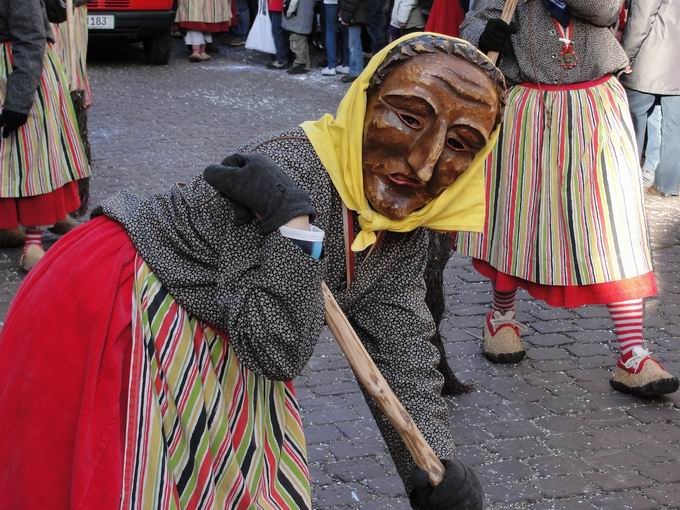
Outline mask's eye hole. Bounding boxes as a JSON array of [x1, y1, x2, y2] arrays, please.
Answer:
[[447, 137, 469, 152], [397, 112, 422, 129]]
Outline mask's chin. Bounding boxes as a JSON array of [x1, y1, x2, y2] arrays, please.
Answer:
[[365, 187, 419, 220]]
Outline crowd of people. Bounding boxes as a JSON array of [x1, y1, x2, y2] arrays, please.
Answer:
[[0, 0, 679, 509]]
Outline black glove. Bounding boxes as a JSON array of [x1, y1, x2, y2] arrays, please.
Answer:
[[0, 109, 28, 139], [203, 153, 316, 234], [478, 18, 517, 56], [410, 459, 483, 510]]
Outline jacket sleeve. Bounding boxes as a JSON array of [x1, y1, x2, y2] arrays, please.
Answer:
[[460, 0, 503, 47], [621, 0, 663, 64], [346, 229, 455, 493], [393, 0, 418, 26], [4, 0, 48, 114], [564, 0, 624, 26], [340, 0, 360, 23], [217, 230, 328, 381]]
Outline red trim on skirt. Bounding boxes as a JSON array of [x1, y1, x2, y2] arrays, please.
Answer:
[[0, 217, 134, 509], [520, 75, 612, 91], [473, 258, 658, 308], [177, 21, 231, 32], [0, 181, 80, 229]]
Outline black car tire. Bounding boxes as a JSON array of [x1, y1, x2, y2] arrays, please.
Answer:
[[143, 30, 172, 65]]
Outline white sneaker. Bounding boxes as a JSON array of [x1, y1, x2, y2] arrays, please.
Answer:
[[321, 67, 337, 76], [335, 65, 349, 75]]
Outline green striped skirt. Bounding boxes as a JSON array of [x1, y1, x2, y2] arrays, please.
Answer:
[[0, 43, 89, 198], [457, 76, 654, 287], [122, 258, 312, 510]]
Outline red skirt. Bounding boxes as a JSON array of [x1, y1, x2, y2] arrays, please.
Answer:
[[424, 0, 464, 37], [0, 217, 133, 509], [177, 21, 232, 32], [0, 180, 80, 229], [474, 258, 658, 308]]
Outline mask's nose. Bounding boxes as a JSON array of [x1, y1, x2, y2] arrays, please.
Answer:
[[407, 121, 447, 183]]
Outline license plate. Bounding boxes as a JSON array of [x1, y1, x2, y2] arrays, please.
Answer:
[[87, 15, 115, 30]]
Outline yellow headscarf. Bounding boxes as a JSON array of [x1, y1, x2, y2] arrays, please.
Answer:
[[301, 32, 500, 251]]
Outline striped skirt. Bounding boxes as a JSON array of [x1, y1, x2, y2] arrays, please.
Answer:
[[458, 76, 655, 297], [51, 5, 93, 107], [123, 257, 311, 510], [0, 43, 89, 199], [176, 0, 233, 31]]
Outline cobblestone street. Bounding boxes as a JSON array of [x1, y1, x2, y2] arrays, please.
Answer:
[[2, 39, 680, 509]]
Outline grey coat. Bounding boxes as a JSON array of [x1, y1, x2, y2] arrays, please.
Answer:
[[620, 0, 680, 95], [462, 0, 629, 85], [98, 128, 455, 494], [282, 0, 315, 35], [0, 0, 51, 114]]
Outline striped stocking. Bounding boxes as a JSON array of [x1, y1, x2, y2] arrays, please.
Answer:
[[493, 284, 517, 313], [23, 229, 43, 253], [608, 299, 644, 357]]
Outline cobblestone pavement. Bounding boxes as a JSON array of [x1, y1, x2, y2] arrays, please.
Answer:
[[1, 40, 680, 509]]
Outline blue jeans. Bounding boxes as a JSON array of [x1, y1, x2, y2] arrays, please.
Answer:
[[366, 0, 386, 53], [324, 3, 338, 69], [643, 104, 662, 172], [234, 0, 250, 36], [346, 25, 363, 77], [627, 88, 680, 195], [269, 11, 288, 63]]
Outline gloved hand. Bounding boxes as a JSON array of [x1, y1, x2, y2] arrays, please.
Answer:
[[478, 18, 517, 56], [0, 109, 28, 138], [410, 459, 483, 510], [203, 153, 316, 234]]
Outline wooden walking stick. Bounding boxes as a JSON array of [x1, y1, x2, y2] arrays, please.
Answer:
[[321, 282, 446, 486], [487, 0, 521, 65]]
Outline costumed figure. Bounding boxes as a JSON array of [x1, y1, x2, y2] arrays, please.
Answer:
[[0, 34, 504, 509], [51, 0, 93, 225], [458, 0, 679, 396], [0, 0, 90, 271], [176, 0, 232, 62]]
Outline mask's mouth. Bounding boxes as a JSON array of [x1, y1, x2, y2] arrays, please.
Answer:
[[387, 172, 425, 189]]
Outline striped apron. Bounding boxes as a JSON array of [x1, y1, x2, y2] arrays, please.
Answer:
[[458, 76, 654, 287], [122, 257, 312, 510]]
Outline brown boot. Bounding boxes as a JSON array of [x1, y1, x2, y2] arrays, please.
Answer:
[[20, 244, 45, 272], [0, 228, 25, 248], [483, 310, 527, 363], [610, 347, 679, 397]]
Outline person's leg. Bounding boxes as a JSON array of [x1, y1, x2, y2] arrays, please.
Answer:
[[641, 102, 662, 186], [185, 30, 205, 61], [199, 33, 212, 60], [483, 281, 526, 363], [338, 26, 350, 72], [366, 0, 386, 54], [608, 299, 679, 396], [324, 3, 338, 70], [235, 0, 251, 36], [20, 227, 45, 272], [287, 33, 310, 73], [653, 95, 680, 196], [269, 12, 288, 64], [347, 25, 363, 78], [625, 88, 657, 162]]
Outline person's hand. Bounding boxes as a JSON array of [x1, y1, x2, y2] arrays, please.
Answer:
[[478, 18, 517, 56], [203, 153, 316, 234], [0, 109, 28, 138], [410, 459, 483, 510]]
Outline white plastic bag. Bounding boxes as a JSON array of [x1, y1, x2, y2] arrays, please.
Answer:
[[245, 0, 277, 55]]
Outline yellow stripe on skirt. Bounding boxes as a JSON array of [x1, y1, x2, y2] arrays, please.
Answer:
[[0, 43, 90, 198], [457, 76, 653, 287], [51, 5, 93, 107]]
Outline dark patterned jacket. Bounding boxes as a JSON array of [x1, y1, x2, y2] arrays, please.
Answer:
[[462, 0, 629, 85], [98, 128, 455, 491]]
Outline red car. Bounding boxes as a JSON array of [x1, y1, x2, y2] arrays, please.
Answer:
[[87, 0, 176, 65]]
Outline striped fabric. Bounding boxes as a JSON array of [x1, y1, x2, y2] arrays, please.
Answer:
[[51, 5, 93, 107], [458, 77, 654, 287], [175, 0, 232, 25], [122, 257, 311, 510], [0, 43, 90, 198]]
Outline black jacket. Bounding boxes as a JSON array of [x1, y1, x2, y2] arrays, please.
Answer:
[[339, 0, 368, 25]]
